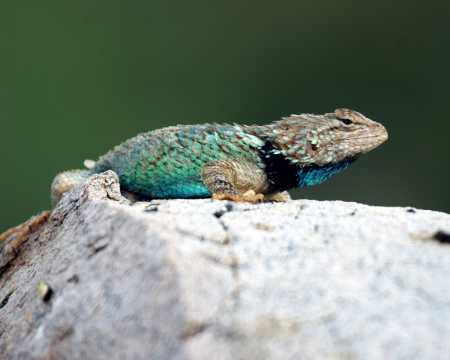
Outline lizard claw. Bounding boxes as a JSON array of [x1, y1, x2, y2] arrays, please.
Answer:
[[212, 190, 264, 203], [263, 191, 291, 202]]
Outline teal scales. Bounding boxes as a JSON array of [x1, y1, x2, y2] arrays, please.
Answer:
[[93, 124, 266, 199]]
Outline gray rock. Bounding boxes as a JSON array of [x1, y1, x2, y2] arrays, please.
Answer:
[[1, 171, 449, 360]]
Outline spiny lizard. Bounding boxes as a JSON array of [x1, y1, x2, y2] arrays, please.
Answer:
[[0, 108, 388, 270], [51, 108, 388, 203]]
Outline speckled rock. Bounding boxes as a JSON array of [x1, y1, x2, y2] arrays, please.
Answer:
[[1, 171, 449, 360]]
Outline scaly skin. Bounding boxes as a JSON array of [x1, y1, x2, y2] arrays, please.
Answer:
[[1, 108, 388, 272], [93, 124, 266, 199]]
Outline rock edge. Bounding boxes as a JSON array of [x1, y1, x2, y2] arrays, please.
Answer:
[[1, 171, 449, 360]]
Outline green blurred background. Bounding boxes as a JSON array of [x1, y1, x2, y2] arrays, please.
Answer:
[[1, 0, 449, 230]]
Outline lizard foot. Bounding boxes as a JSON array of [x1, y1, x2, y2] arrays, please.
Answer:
[[264, 191, 291, 202], [212, 190, 264, 203], [0, 211, 50, 272]]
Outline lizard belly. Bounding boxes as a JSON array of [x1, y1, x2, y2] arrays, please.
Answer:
[[133, 178, 210, 199], [120, 166, 211, 199]]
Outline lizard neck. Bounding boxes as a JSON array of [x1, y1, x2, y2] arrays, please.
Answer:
[[296, 158, 355, 187], [259, 141, 356, 191]]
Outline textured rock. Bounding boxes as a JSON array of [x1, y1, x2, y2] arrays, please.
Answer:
[[1, 171, 450, 359]]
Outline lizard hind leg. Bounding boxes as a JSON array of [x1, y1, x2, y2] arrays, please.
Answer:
[[202, 160, 269, 203]]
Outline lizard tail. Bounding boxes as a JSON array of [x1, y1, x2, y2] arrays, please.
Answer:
[[51, 169, 93, 207]]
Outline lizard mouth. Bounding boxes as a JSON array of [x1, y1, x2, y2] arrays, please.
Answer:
[[347, 124, 388, 153]]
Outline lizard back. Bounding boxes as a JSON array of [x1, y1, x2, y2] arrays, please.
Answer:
[[93, 124, 265, 198]]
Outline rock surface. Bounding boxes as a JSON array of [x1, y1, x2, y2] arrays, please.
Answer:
[[1, 171, 450, 360]]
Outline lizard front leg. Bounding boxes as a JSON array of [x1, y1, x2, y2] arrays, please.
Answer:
[[201, 160, 270, 203], [264, 191, 292, 202]]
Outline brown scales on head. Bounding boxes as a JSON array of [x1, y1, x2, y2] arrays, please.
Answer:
[[255, 108, 388, 166]]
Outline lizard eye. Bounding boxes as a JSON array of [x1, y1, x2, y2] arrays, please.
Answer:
[[338, 117, 352, 125]]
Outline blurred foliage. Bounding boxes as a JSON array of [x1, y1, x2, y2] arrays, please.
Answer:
[[1, 0, 449, 229]]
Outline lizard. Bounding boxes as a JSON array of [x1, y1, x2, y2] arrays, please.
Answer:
[[0, 108, 388, 271]]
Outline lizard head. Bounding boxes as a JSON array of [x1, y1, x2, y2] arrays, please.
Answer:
[[330, 108, 389, 159], [271, 108, 388, 166]]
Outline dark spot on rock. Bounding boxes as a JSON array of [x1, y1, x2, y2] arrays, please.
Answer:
[[225, 203, 234, 212], [214, 203, 234, 218], [213, 210, 225, 218], [314, 224, 319, 232], [406, 208, 416, 213], [55, 326, 74, 342], [144, 205, 158, 212], [90, 243, 108, 256], [180, 321, 209, 340], [432, 230, 450, 244], [254, 223, 274, 232], [0, 290, 13, 309], [87, 236, 109, 257], [350, 210, 357, 216], [67, 274, 80, 284]]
